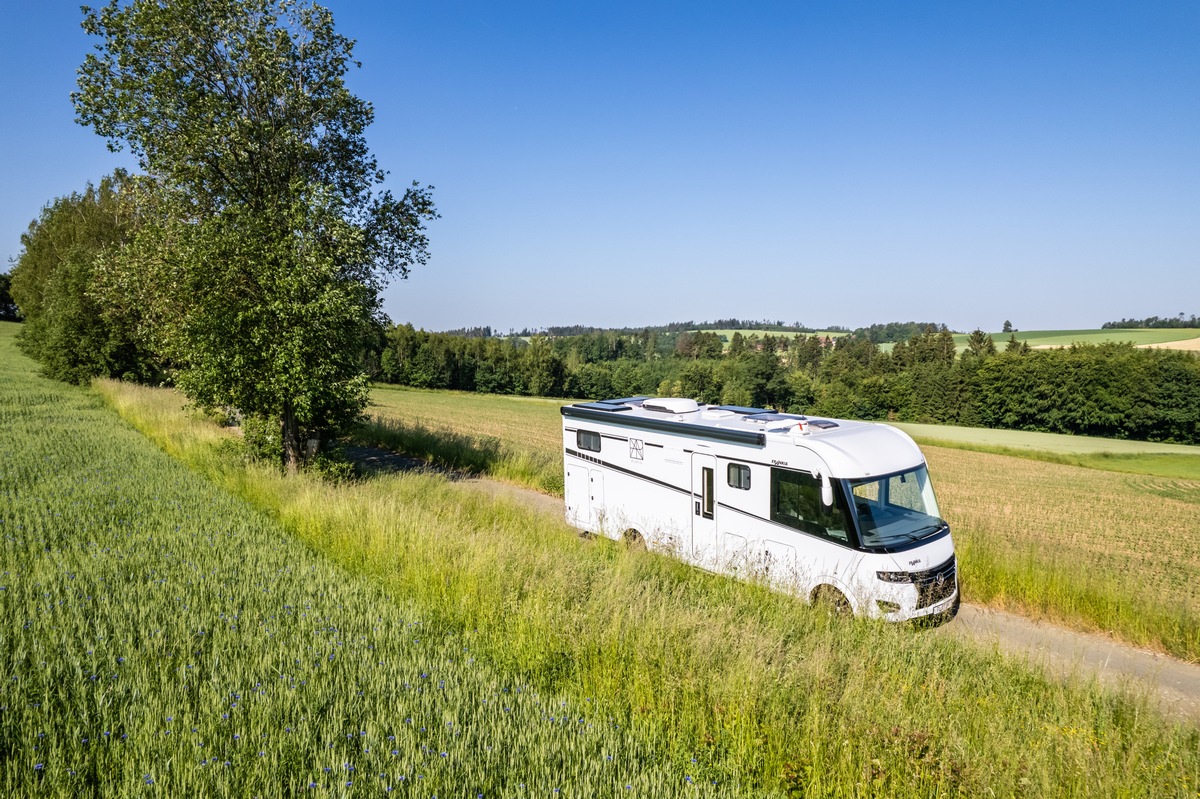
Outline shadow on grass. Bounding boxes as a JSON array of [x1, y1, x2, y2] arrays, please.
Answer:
[[352, 415, 564, 496]]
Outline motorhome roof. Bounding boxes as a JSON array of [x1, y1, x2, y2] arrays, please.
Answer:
[[565, 396, 856, 436], [561, 397, 925, 477]]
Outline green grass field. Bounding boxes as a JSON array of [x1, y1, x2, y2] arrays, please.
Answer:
[[362, 386, 1200, 661], [948, 328, 1200, 351], [873, 328, 1200, 353], [6, 320, 1200, 796]]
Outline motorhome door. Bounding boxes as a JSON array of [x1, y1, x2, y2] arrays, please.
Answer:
[[691, 453, 718, 564]]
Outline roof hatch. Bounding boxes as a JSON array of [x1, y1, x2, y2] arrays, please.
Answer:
[[642, 397, 700, 414]]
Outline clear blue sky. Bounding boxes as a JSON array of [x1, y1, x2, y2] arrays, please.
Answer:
[[2, 2, 1197, 333]]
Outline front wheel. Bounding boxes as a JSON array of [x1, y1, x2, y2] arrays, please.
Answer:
[[811, 585, 852, 618]]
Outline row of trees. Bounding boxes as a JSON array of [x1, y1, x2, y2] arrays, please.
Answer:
[[7, 172, 161, 384], [375, 324, 1200, 444], [512, 318, 841, 338], [1103, 314, 1200, 329], [8, 0, 436, 473]]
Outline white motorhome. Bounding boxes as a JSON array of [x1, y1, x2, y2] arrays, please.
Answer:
[[561, 396, 958, 623]]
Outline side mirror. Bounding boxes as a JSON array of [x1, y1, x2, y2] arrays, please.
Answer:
[[819, 472, 833, 507]]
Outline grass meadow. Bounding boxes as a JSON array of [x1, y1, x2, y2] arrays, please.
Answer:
[[5, 322, 1200, 796], [362, 386, 1200, 662]]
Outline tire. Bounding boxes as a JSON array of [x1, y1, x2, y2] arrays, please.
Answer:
[[622, 529, 646, 550], [811, 585, 852, 618]]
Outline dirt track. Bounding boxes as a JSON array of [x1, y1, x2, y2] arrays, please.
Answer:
[[350, 445, 1200, 725], [940, 605, 1200, 723]]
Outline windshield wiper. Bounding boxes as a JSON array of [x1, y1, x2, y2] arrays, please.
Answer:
[[889, 523, 945, 546]]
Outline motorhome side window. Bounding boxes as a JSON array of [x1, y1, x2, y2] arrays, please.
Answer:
[[577, 430, 601, 452], [770, 469, 851, 544], [727, 463, 751, 490]]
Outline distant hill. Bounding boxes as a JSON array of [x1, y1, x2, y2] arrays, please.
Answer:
[[500, 319, 844, 337]]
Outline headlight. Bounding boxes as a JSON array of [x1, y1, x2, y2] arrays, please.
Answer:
[[876, 570, 914, 583]]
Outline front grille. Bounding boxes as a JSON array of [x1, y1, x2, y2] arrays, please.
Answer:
[[914, 555, 957, 608]]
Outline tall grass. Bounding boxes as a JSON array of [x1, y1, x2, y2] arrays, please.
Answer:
[[356, 415, 563, 495], [0, 325, 732, 797], [360, 386, 1200, 662], [86, 373, 1200, 794]]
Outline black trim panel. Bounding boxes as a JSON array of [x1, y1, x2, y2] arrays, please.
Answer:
[[717, 404, 773, 415], [561, 405, 766, 447], [575, 401, 633, 412]]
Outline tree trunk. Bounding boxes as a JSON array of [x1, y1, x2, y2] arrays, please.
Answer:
[[281, 400, 301, 476]]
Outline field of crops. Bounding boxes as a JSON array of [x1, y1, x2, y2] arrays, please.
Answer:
[[363, 386, 1200, 660], [0, 326, 724, 796]]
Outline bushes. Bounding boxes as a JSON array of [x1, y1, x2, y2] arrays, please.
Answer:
[[8, 172, 163, 385], [971, 346, 1200, 442]]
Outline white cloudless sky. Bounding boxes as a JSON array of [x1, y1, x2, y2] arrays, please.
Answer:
[[1, 1, 1197, 334]]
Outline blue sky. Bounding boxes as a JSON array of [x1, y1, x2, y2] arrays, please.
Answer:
[[2, 2, 1197, 333]]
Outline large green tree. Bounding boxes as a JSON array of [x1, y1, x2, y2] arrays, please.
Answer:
[[74, 0, 436, 472], [8, 172, 160, 383]]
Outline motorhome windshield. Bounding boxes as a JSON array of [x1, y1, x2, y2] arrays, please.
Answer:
[[845, 465, 944, 550]]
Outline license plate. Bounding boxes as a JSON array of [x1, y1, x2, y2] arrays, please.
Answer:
[[931, 597, 953, 614]]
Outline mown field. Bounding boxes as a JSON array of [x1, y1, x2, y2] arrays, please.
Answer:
[[3, 323, 1199, 795], [364, 385, 1200, 661]]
